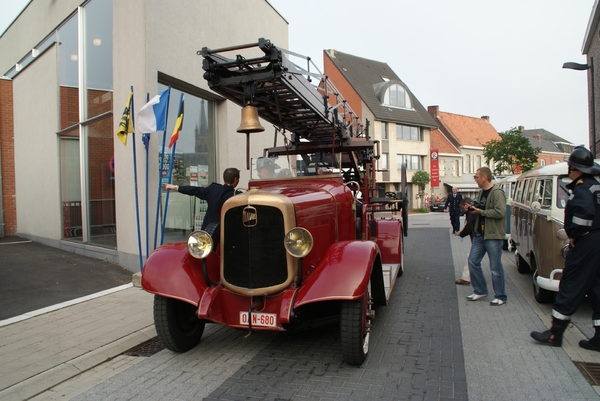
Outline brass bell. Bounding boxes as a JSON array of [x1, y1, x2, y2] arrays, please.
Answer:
[[237, 105, 265, 133]]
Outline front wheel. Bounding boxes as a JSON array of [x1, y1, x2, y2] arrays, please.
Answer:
[[154, 295, 205, 352], [340, 290, 371, 366]]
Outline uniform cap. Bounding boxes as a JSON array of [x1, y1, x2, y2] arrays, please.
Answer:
[[565, 146, 600, 175]]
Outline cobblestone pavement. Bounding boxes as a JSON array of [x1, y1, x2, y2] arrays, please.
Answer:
[[25, 214, 600, 400]]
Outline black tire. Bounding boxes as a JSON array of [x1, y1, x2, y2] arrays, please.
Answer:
[[515, 251, 530, 274], [154, 295, 205, 352], [340, 290, 370, 366], [533, 270, 556, 304], [503, 240, 509, 251]]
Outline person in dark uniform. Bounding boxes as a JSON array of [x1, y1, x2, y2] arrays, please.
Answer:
[[165, 167, 240, 230], [445, 187, 463, 233], [531, 146, 600, 349]]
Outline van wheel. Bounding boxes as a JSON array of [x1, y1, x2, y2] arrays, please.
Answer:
[[533, 270, 556, 304], [154, 295, 205, 352], [515, 251, 530, 274], [340, 290, 370, 366]]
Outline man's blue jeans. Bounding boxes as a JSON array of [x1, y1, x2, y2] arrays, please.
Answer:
[[468, 234, 507, 301]]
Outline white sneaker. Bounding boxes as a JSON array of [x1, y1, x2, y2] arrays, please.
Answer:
[[490, 298, 506, 306], [467, 293, 488, 301]]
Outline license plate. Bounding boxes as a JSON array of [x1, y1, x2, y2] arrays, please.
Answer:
[[239, 311, 277, 328]]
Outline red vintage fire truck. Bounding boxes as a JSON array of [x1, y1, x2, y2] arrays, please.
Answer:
[[142, 38, 408, 365]]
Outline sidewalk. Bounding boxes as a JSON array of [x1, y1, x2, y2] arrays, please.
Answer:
[[0, 286, 155, 401]]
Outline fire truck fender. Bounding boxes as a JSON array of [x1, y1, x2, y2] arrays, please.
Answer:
[[293, 241, 384, 308], [142, 242, 218, 306]]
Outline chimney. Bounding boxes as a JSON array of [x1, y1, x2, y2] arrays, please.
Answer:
[[326, 49, 335, 58], [481, 115, 490, 122], [533, 134, 541, 141], [518, 125, 524, 132], [427, 105, 439, 118]]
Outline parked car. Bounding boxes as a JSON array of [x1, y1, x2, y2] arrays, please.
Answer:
[[429, 197, 447, 212], [510, 162, 572, 303]]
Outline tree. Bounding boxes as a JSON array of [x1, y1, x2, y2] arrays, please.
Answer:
[[483, 128, 541, 175], [411, 170, 430, 208]]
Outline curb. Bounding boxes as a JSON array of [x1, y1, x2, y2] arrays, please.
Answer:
[[0, 325, 156, 401]]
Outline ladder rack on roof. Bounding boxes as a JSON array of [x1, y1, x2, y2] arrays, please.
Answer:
[[198, 38, 366, 147]]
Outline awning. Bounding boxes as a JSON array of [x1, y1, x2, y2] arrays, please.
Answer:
[[443, 182, 480, 192]]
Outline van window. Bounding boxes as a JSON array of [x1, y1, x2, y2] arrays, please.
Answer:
[[541, 179, 552, 208], [525, 179, 535, 205], [557, 176, 570, 209], [515, 180, 524, 203], [533, 180, 542, 204]]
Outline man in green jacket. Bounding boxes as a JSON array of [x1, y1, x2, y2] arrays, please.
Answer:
[[465, 167, 507, 306]]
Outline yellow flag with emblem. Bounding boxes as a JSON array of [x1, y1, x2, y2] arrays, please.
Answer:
[[116, 91, 134, 146]]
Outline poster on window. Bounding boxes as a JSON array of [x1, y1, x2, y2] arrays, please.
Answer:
[[160, 151, 184, 184], [430, 149, 439, 188]]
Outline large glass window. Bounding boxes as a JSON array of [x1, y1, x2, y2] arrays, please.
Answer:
[[59, 0, 115, 248], [85, 0, 113, 119], [380, 153, 388, 170], [60, 129, 82, 239], [86, 117, 116, 245], [384, 84, 411, 108], [157, 86, 217, 244], [397, 154, 421, 170], [58, 14, 79, 129], [395, 124, 421, 141]]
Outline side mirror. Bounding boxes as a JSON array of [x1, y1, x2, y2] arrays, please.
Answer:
[[530, 201, 541, 213]]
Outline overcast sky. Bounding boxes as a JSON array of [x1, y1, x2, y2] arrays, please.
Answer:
[[2, 0, 596, 148], [266, 0, 595, 148]]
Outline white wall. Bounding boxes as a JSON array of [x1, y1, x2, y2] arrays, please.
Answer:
[[113, 0, 289, 270], [13, 45, 62, 239]]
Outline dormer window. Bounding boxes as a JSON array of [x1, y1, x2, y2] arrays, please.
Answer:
[[385, 84, 410, 108], [373, 81, 413, 110]]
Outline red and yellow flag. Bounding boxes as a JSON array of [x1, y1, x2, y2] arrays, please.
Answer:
[[168, 99, 184, 149]]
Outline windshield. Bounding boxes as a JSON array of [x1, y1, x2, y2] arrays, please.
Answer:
[[252, 152, 341, 181]]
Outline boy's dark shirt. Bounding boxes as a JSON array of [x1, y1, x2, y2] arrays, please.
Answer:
[[458, 211, 477, 241], [476, 187, 492, 235]]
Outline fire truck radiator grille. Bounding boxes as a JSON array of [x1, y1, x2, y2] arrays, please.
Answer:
[[223, 205, 288, 289]]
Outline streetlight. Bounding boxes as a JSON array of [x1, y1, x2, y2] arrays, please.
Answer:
[[563, 58, 596, 158]]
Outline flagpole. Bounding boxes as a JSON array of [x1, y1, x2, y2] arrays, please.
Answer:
[[161, 93, 184, 245], [153, 86, 171, 250], [142, 93, 150, 261], [129, 86, 144, 272]]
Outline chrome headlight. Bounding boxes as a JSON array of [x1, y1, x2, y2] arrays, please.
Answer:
[[284, 228, 313, 258], [187, 231, 213, 259]]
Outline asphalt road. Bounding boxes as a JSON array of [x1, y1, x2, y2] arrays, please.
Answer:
[[0, 236, 133, 320]]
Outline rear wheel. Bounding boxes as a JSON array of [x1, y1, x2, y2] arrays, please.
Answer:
[[340, 290, 371, 366], [154, 295, 205, 352], [515, 251, 530, 274], [533, 270, 556, 304]]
